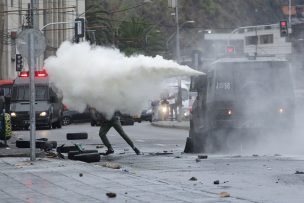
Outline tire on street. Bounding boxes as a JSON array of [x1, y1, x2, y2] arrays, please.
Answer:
[[68, 150, 98, 160], [66, 132, 88, 140], [74, 152, 100, 163], [56, 145, 79, 153], [16, 140, 46, 149]]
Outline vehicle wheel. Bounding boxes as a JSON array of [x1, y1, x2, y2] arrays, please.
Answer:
[[62, 116, 71, 126], [57, 118, 62, 129], [68, 150, 98, 160], [46, 119, 52, 129], [66, 132, 88, 140], [74, 152, 101, 163], [56, 145, 79, 153], [90, 120, 96, 126]]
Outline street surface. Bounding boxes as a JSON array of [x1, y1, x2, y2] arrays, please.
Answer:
[[1, 122, 304, 203]]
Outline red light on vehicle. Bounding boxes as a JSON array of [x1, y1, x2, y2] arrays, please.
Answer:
[[280, 21, 287, 27], [35, 69, 48, 77], [226, 47, 235, 54], [18, 71, 29, 78]]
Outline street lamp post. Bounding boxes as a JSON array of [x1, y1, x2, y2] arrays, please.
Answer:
[[174, 0, 194, 121]]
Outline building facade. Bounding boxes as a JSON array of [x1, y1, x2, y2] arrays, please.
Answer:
[[0, 0, 85, 80]]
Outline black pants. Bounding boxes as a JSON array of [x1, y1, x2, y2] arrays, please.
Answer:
[[99, 117, 135, 149]]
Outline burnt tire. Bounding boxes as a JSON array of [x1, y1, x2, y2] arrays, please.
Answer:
[[68, 150, 98, 160], [66, 132, 88, 140], [56, 145, 79, 153], [16, 140, 46, 149], [48, 141, 57, 148], [74, 152, 100, 163]]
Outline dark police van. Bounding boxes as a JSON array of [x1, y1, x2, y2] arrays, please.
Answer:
[[10, 70, 63, 130], [185, 57, 295, 153]]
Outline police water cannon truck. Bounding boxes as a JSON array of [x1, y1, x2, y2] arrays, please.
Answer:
[[185, 22, 295, 153]]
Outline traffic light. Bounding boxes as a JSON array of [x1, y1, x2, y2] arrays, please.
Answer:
[[280, 20, 288, 37], [74, 18, 85, 43], [16, 54, 23, 71]]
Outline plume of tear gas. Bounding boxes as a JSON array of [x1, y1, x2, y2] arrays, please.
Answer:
[[44, 41, 203, 118]]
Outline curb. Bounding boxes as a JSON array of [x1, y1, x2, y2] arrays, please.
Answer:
[[151, 122, 190, 130], [0, 151, 46, 158]]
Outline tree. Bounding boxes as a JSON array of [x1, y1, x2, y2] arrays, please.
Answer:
[[118, 17, 165, 56]]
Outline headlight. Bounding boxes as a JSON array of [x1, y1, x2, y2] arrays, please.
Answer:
[[10, 112, 16, 117], [278, 108, 285, 114], [39, 112, 47, 117]]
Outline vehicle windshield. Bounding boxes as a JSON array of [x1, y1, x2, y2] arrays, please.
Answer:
[[213, 61, 293, 100], [12, 85, 48, 101], [0, 85, 12, 97]]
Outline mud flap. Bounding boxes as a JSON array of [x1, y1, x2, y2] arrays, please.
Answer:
[[184, 137, 194, 153]]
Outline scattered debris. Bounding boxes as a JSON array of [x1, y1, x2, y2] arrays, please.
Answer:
[[252, 154, 259, 157], [223, 181, 229, 184], [195, 158, 201, 163], [57, 152, 65, 159], [119, 152, 126, 155], [295, 171, 304, 174], [122, 169, 129, 173], [46, 152, 58, 158], [79, 173, 83, 177], [163, 150, 168, 153], [102, 162, 121, 169], [213, 180, 220, 185], [274, 154, 282, 157], [189, 177, 197, 181], [15, 162, 34, 168], [106, 192, 117, 198], [125, 192, 128, 195], [124, 148, 129, 151], [232, 155, 241, 158], [198, 155, 208, 159], [175, 156, 181, 158], [219, 192, 230, 198], [96, 145, 104, 149], [149, 152, 173, 156]]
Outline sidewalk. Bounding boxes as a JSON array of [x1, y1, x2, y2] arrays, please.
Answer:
[[150, 120, 190, 130]]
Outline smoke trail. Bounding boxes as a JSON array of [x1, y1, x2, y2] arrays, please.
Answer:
[[44, 41, 203, 118]]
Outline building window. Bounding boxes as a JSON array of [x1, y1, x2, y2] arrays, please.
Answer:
[[245, 36, 258, 45], [259, 34, 274, 44]]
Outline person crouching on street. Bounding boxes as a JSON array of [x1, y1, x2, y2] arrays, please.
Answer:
[[91, 109, 141, 155]]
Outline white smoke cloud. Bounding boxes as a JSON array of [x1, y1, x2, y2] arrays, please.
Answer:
[[44, 41, 203, 118]]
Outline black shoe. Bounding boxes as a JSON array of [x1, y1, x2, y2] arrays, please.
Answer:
[[105, 148, 114, 155], [133, 147, 141, 155]]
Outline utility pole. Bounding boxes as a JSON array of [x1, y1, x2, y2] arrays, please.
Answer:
[[175, 0, 182, 122], [30, 0, 38, 161]]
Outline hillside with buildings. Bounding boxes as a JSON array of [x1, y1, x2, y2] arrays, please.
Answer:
[[0, 0, 300, 79]]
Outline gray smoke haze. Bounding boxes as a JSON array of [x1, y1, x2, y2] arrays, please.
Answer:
[[44, 41, 203, 118]]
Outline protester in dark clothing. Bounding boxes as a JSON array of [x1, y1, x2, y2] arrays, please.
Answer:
[[93, 110, 141, 155]]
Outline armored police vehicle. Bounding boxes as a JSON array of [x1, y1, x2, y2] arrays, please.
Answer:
[[10, 70, 63, 130], [185, 23, 295, 153]]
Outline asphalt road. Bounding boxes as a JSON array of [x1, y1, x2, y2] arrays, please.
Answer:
[[14, 122, 189, 154], [8, 122, 304, 202]]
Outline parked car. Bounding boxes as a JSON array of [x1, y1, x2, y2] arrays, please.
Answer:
[[140, 108, 153, 122], [62, 109, 91, 126]]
